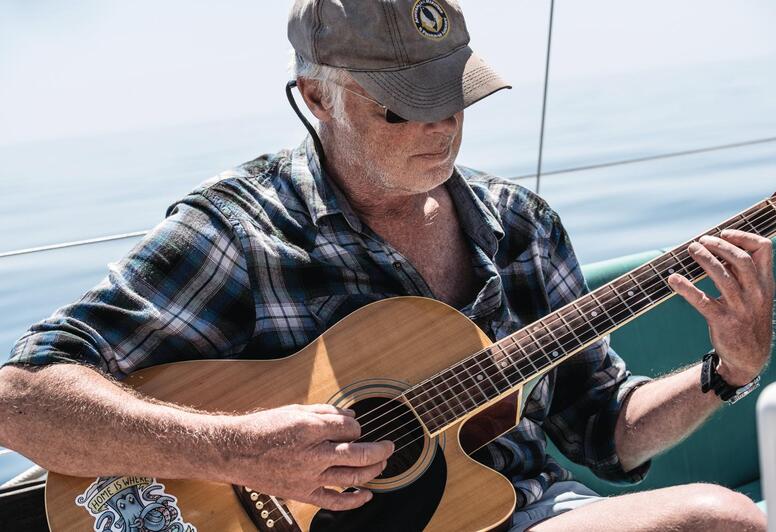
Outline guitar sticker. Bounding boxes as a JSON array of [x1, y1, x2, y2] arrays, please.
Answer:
[[75, 476, 196, 532]]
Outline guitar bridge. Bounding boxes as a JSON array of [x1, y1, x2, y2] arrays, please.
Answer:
[[233, 485, 301, 531]]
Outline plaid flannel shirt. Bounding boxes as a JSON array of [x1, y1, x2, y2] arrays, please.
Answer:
[[7, 137, 651, 508]]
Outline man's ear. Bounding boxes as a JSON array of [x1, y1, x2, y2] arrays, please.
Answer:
[[296, 78, 334, 123]]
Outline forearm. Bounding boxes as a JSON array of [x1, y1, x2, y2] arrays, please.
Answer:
[[0, 363, 233, 482], [614, 363, 721, 472]]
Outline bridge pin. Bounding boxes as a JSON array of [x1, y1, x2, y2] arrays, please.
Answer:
[[261, 510, 269, 519], [250, 492, 259, 501], [266, 519, 275, 528]]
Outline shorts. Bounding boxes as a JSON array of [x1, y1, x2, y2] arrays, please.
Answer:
[[508, 480, 603, 532]]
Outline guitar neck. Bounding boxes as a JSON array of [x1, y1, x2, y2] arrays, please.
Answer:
[[405, 193, 776, 435]]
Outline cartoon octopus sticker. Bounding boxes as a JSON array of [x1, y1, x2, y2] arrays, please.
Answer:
[[76, 476, 196, 532]]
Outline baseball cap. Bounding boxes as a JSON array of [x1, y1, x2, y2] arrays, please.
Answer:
[[288, 0, 511, 123]]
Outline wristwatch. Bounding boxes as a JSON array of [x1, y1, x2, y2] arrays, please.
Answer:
[[700, 349, 761, 405]]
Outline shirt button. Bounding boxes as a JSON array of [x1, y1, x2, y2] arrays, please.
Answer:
[[393, 261, 403, 270]]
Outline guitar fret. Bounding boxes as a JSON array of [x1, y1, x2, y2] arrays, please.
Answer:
[[630, 272, 654, 304], [524, 327, 552, 370], [540, 321, 565, 362], [613, 273, 652, 317], [450, 367, 478, 410], [406, 386, 446, 431], [491, 344, 519, 387], [508, 334, 538, 378], [588, 291, 617, 331], [644, 261, 673, 301], [604, 284, 633, 323], [435, 370, 467, 417], [739, 213, 759, 234], [515, 331, 542, 373], [473, 354, 501, 396], [557, 310, 584, 347], [669, 249, 694, 279], [646, 260, 666, 283], [572, 300, 601, 337], [459, 358, 491, 405], [566, 302, 600, 343]]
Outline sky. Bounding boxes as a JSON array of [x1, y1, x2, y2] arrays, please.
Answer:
[[1, 0, 775, 146]]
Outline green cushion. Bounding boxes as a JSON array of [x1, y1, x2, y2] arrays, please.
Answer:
[[545, 247, 776, 502]]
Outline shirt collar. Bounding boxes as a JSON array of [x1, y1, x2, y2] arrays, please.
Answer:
[[291, 136, 505, 252], [445, 169, 505, 257], [291, 136, 363, 231]]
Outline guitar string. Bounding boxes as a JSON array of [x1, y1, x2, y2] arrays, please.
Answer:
[[351, 205, 776, 443], [261, 202, 775, 515], [379, 211, 776, 457], [366, 209, 776, 453], [351, 206, 776, 446], [396, 200, 776, 420], [349, 203, 776, 441]]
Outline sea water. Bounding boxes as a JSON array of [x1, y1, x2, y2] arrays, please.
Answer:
[[0, 56, 775, 483]]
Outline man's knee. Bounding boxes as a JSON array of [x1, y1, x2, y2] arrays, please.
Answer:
[[679, 483, 765, 531]]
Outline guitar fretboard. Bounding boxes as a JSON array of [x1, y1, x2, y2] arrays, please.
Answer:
[[404, 195, 776, 434]]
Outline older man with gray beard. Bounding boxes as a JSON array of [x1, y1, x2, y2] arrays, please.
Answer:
[[0, 1, 772, 531]]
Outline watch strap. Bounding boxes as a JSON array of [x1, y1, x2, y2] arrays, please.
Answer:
[[700, 350, 761, 404]]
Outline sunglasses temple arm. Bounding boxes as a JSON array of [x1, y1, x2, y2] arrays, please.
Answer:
[[285, 80, 327, 167]]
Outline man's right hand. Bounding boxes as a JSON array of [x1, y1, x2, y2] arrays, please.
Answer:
[[220, 403, 394, 511]]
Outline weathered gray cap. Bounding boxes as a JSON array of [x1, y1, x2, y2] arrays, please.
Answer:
[[288, 0, 511, 123]]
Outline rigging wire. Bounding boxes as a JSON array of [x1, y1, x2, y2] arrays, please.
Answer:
[[1, 134, 774, 260], [535, 0, 556, 196], [514, 136, 776, 181], [0, 231, 148, 259]]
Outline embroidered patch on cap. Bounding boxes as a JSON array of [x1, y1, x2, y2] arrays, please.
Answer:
[[412, 0, 449, 40]]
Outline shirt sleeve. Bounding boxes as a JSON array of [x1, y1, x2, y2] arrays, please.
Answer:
[[4, 192, 255, 379], [541, 209, 652, 484]]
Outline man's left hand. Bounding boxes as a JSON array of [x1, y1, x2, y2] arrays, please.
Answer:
[[668, 229, 775, 386]]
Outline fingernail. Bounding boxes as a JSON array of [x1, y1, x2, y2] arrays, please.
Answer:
[[699, 235, 712, 244], [689, 242, 702, 253], [381, 460, 388, 471], [365, 490, 373, 501], [344, 408, 355, 416]]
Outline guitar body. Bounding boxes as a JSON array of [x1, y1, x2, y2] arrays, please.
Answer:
[[44, 192, 776, 530], [46, 297, 529, 531]]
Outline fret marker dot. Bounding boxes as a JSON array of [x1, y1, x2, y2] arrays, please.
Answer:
[[501, 361, 508, 368], [627, 290, 634, 297], [592, 311, 598, 317], [668, 268, 675, 274], [477, 374, 484, 381], [552, 351, 559, 358]]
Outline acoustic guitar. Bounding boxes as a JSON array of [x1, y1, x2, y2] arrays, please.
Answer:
[[46, 193, 776, 531]]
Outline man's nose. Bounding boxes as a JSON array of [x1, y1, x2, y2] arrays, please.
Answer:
[[421, 112, 459, 135]]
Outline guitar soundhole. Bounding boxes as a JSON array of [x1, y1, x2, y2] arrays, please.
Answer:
[[350, 396, 425, 479]]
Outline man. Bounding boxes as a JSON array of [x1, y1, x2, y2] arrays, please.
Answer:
[[0, 1, 773, 530]]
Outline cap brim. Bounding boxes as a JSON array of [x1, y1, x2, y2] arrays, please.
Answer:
[[348, 46, 511, 123]]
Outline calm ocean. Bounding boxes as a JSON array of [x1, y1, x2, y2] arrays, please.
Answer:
[[0, 56, 775, 482]]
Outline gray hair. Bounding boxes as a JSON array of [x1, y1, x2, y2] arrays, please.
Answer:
[[290, 52, 352, 125]]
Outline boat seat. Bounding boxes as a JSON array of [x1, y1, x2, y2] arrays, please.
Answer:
[[546, 249, 776, 510]]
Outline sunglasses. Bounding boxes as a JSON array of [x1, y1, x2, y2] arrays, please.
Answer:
[[336, 85, 409, 124]]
